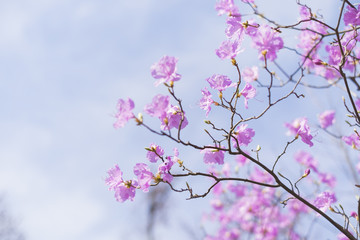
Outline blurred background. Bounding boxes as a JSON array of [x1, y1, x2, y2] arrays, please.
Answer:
[[0, 0, 346, 240]]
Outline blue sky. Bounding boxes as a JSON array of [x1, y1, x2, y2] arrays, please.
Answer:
[[0, 1, 348, 240]]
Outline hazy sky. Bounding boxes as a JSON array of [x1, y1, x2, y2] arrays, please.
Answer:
[[0, 1, 344, 240]]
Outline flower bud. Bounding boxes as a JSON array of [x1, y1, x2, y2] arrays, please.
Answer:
[[303, 168, 310, 177]]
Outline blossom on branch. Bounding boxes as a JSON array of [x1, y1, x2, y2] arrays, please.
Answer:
[[201, 148, 225, 165], [225, 15, 243, 39], [144, 94, 188, 130], [113, 98, 135, 129], [146, 144, 164, 163], [215, 0, 239, 16], [285, 118, 314, 147], [314, 191, 336, 213], [239, 83, 256, 109], [206, 74, 236, 91], [150, 56, 181, 86], [233, 124, 255, 147], [133, 163, 153, 192], [105, 165, 137, 202], [215, 39, 243, 60], [200, 87, 214, 117], [144, 94, 170, 118], [251, 25, 283, 61], [344, 5, 360, 26], [157, 151, 178, 183]]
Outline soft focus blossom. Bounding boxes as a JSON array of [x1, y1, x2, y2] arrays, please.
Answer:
[[344, 5, 360, 26], [294, 151, 318, 172], [299, 6, 311, 20], [144, 94, 170, 118], [314, 191, 336, 212], [146, 144, 164, 163], [113, 98, 135, 129], [297, 16, 327, 70], [226, 16, 243, 38], [285, 118, 314, 147], [233, 124, 255, 147], [251, 25, 283, 61], [242, 66, 258, 82], [200, 87, 214, 117], [206, 74, 236, 91], [235, 154, 249, 166], [318, 172, 336, 188], [342, 133, 360, 149], [239, 83, 256, 108], [201, 148, 225, 165], [318, 110, 335, 129], [356, 98, 360, 110], [215, 0, 239, 16], [133, 163, 153, 192], [215, 39, 243, 60], [150, 56, 181, 86], [243, 19, 259, 37]]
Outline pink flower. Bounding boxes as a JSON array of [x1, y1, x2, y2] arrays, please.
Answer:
[[356, 98, 360, 110], [233, 124, 255, 147], [251, 25, 283, 61], [144, 94, 188, 130], [344, 5, 360, 26], [242, 66, 258, 82], [215, 0, 239, 16], [201, 148, 225, 165], [294, 151, 318, 172], [144, 94, 170, 118], [343, 133, 360, 149], [235, 154, 249, 166], [318, 110, 335, 129], [285, 118, 314, 147], [225, 16, 243, 39], [338, 233, 350, 240], [215, 39, 243, 60], [299, 6, 311, 20], [318, 172, 336, 188], [105, 165, 137, 202], [161, 105, 188, 130], [239, 83, 256, 108], [133, 163, 153, 192], [206, 74, 236, 91], [200, 87, 214, 117], [146, 144, 164, 163], [157, 150, 178, 183], [150, 56, 181, 86], [113, 98, 135, 129], [314, 191, 336, 212]]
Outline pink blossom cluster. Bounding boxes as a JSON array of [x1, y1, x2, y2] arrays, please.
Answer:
[[297, 5, 360, 81], [144, 94, 188, 130], [105, 144, 180, 202], [215, 5, 284, 62], [203, 164, 309, 240]]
